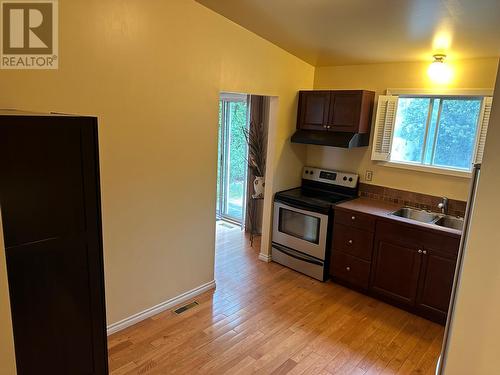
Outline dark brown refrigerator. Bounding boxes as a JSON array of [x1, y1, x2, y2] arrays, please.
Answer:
[[0, 111, 108, 374]]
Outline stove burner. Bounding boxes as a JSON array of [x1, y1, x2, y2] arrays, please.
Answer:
[[275, 187, 350, 212], [274, 167, 359, 214]]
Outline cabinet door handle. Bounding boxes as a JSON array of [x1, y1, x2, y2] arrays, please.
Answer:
[[351, 216, 356, 221], [418, 249, 423, 254], [346, 266, 351, 271], [348, 239, 353, 245], [422, 250, 427, 255]]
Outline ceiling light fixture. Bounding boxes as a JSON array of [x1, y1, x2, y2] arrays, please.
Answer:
[[428, 54, 453, 85]]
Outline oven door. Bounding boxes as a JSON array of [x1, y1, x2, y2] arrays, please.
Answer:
[[272, 201, 329, 260]]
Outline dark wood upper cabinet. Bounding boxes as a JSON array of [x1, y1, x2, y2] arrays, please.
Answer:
[[297, 90, 374, 133], [298, 90, 331, 130], [0, 113, 108, 375]]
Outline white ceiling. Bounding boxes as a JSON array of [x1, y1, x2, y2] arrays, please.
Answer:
[[196, 0, 500, 66]]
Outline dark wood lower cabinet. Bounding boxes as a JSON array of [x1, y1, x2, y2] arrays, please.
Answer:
[[0, 113, 108, 374], [370, 240, 422, 306], [331, 207, 460, 325], [369, 220, 459, 324], [331, 250, 371, 289], [416, 248, 457, 321]]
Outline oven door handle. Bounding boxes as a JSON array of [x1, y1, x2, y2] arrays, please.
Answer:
[[272, 243, 323, 266], [274, 198, 328, 215]]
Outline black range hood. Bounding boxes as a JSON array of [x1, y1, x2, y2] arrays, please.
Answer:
[[291, 129, 370, 148]]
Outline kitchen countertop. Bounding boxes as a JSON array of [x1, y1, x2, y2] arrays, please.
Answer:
[[336, 197, 462, 237]]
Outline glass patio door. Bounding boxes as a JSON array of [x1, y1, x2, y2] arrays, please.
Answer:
[[217, 93, 250, 224]]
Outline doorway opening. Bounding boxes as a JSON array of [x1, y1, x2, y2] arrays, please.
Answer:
[[216, 93, 250, 225], [216, 92, 270, 252]]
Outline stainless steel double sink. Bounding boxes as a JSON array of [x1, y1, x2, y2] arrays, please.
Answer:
[[390, 207, 464, 231]]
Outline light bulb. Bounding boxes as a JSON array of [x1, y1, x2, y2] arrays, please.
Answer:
[[428, 54, 453, 85]]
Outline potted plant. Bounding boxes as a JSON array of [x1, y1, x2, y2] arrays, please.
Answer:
[[243, 121, 266, 198]]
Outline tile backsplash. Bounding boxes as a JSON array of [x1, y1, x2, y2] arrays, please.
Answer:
[[359, 183, 467, 218]]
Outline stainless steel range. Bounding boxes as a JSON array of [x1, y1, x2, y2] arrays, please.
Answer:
[[272, 167, 359, 281]]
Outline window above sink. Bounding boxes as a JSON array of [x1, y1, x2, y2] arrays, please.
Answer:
[[372, 89, 493, 177]]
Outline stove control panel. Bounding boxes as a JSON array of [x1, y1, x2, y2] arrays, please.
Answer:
[[302, 167, 359, 189]]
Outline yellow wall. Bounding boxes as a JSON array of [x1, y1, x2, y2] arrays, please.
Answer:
[[0, 0, 314, 325], [443, 65, 500, 374], [1, 4, 497, 368], [309, 58, 499, 200], [0, 214, 16, 375]]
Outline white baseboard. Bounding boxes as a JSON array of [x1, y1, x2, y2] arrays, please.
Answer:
[[258, 252, 272, 262], [107, 280, 216, 336]]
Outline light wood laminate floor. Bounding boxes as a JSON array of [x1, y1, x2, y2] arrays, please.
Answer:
[[108, 221, 444, 374]]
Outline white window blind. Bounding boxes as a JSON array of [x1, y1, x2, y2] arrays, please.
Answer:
[[371, 95, 399, 161], [474, 97, 493, 164]]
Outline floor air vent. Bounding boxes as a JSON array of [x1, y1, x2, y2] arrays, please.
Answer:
[[173, 301, 199, 315]]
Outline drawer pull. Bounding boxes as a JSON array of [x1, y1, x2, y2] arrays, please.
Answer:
[[346, 266, 351, 271], [348, 239, 353, 245], [351, 216, 356, 221], [418, 249, 423, 254], [423, 250, 427, 255]]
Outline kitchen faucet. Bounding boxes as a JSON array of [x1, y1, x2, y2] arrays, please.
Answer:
[[438, 197, 449, 215]]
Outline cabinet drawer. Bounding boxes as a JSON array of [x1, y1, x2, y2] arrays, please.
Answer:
[[335, 208, 376, 232], [330, 250, 371, 289], [333, 224, 374, 261]]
